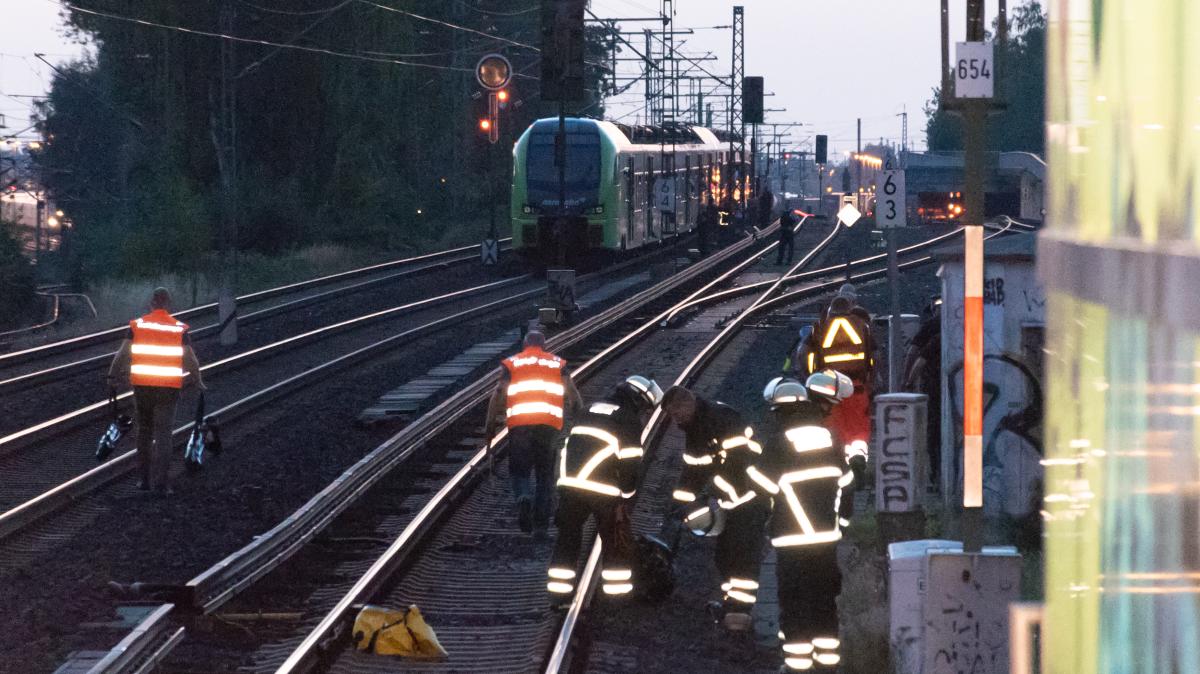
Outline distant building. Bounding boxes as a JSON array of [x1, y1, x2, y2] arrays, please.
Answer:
[[902, 151, 1045, 224]]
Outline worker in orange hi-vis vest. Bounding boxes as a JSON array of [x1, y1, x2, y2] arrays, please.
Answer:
[[485, 330, 582, 540], [107, 287, 205, 494], [811, 284, 874, 467]]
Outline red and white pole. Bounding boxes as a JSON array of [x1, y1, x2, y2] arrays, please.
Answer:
[[963, 224, 984, 548]]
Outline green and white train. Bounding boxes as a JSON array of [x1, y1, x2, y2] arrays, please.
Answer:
[[510, 117, 740, 263]]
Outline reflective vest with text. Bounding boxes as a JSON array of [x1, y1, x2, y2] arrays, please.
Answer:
[[502, 346, 566, 430]]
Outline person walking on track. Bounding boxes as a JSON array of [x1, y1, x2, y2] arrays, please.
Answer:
[[761, 371, 864, 672], [546, 375, 663, 607], [777, 208, 798, 266], [810, 284, 875, 466], [107, 287, 205, 494], [661, 386, 772, 632], [485, 330, 582, 538]]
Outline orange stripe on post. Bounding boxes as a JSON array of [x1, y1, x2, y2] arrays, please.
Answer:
[[963, 225, 984, 508]]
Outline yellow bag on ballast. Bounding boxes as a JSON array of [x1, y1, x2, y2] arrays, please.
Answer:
[[352, 604, 448, 659]]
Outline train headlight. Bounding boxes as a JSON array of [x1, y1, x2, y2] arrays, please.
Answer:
[[522, 206, 533, 214], [592, 205, 604, 214]]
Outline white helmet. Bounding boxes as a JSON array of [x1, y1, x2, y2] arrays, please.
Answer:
[[763, 377, 809, 407], [621, 375, 664, 409], [805, 369, 854, 402]]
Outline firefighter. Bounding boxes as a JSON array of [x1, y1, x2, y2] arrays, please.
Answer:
[[761, 371, 863, 672], [811, 284, 874, 466], [546, 375, 664, 606], [106, 287, 205, 494], [485, 330, 582, 538], [661, 386, 771, 632]]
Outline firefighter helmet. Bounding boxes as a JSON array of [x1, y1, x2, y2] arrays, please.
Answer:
[[806, 369, 854, 402], [684, 500, 726, 537], [763, 377, 809, 407], [620, 375, 664, 410]]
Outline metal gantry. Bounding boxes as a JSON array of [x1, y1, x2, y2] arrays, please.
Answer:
[[728, 5, 744, 203]]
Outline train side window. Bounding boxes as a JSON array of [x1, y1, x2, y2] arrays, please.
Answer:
[[684, 155, 691, 224]]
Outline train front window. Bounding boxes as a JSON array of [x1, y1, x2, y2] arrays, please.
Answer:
[[526, 131, 601, 208]]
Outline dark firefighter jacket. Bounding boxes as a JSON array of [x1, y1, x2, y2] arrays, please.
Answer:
[[673, 399, 769, 511], [557, 399, 645, 499], [762, 403, 858, 548], [812, 306, 874, 382]]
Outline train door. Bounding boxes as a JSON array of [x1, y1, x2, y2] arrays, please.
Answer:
[[628, 155, 638, 248], [646, 155, 656, 240], [684, 155, 692, 230]]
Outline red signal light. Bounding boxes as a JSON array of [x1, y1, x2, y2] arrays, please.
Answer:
[[479, 118, 492, 132], [497, 89, 509, 103]]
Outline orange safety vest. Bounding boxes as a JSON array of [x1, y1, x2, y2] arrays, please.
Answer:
[[129, 309, 189, 388], [501, 346, 566, 430]]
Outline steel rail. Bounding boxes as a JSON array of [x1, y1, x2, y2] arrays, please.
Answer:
[[0, 256, 522, 395], [545, 221, 1027, 672], [0, 238, 511, 368], [0, 276, 529, 459], [0, 279, 542, 543], [661, 219, 1033, 325], [81, 604, 182, 674], [270, 223, 791, 674], [545, 219, 837, 673]]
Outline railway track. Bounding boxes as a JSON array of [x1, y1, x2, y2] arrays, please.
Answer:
[[54, 219, 805, 674], [0, 239, 513, 384], [0, 234, 713, 553], [47, 218, 1031, 673]]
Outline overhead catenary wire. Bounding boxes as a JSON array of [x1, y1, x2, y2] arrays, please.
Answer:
[[50, 0, 476, 74], [353, 0, 540, 52]]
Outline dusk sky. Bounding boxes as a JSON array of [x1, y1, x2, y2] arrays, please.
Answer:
[[3, 1, 1032, 156]]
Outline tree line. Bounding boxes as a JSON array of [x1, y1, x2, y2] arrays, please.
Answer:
[[924, 2, 1046, 155], [35, 0, 613, 282]]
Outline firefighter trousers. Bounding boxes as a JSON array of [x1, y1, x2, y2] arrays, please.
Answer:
[[777, 542, 842, 671], [715, 498, 770, 611], [547, 489, 632, 597]]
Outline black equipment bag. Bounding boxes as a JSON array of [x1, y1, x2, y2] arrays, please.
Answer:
[[633, 534, 676, 602], [95, 388, 133, 462], [183, 394, 210, 471]]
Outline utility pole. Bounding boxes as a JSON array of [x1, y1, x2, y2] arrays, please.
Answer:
[[215, 0, 238, 345], [960, 0, 987, 554], [941, 0, 951, 96], [856, 117, 862, 207]]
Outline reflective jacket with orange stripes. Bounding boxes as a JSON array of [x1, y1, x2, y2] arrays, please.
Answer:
[[129, 309, 190, 389], [501, 346, 567, 430]]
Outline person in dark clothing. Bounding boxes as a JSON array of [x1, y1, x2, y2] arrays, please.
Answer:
[[761, 372, 862, 672], [546, 375, 663, 606], [777, 208, 798, 265], [696, 202, 718, 256], [661, 386, 771, 632], [810, 284, 875, 466], [759, 188, 775, 228]]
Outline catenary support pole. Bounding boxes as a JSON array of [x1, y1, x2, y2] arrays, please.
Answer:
[[961, 0, 987, 554], [887, 228, 899, 392]]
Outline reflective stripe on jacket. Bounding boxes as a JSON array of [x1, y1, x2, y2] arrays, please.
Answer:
[[502, 346, 566, 429], [769, 423, 854, 548], [814, 312, 872, 379], [557, 401, 644, 498], [129, 309, 189, 388]]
